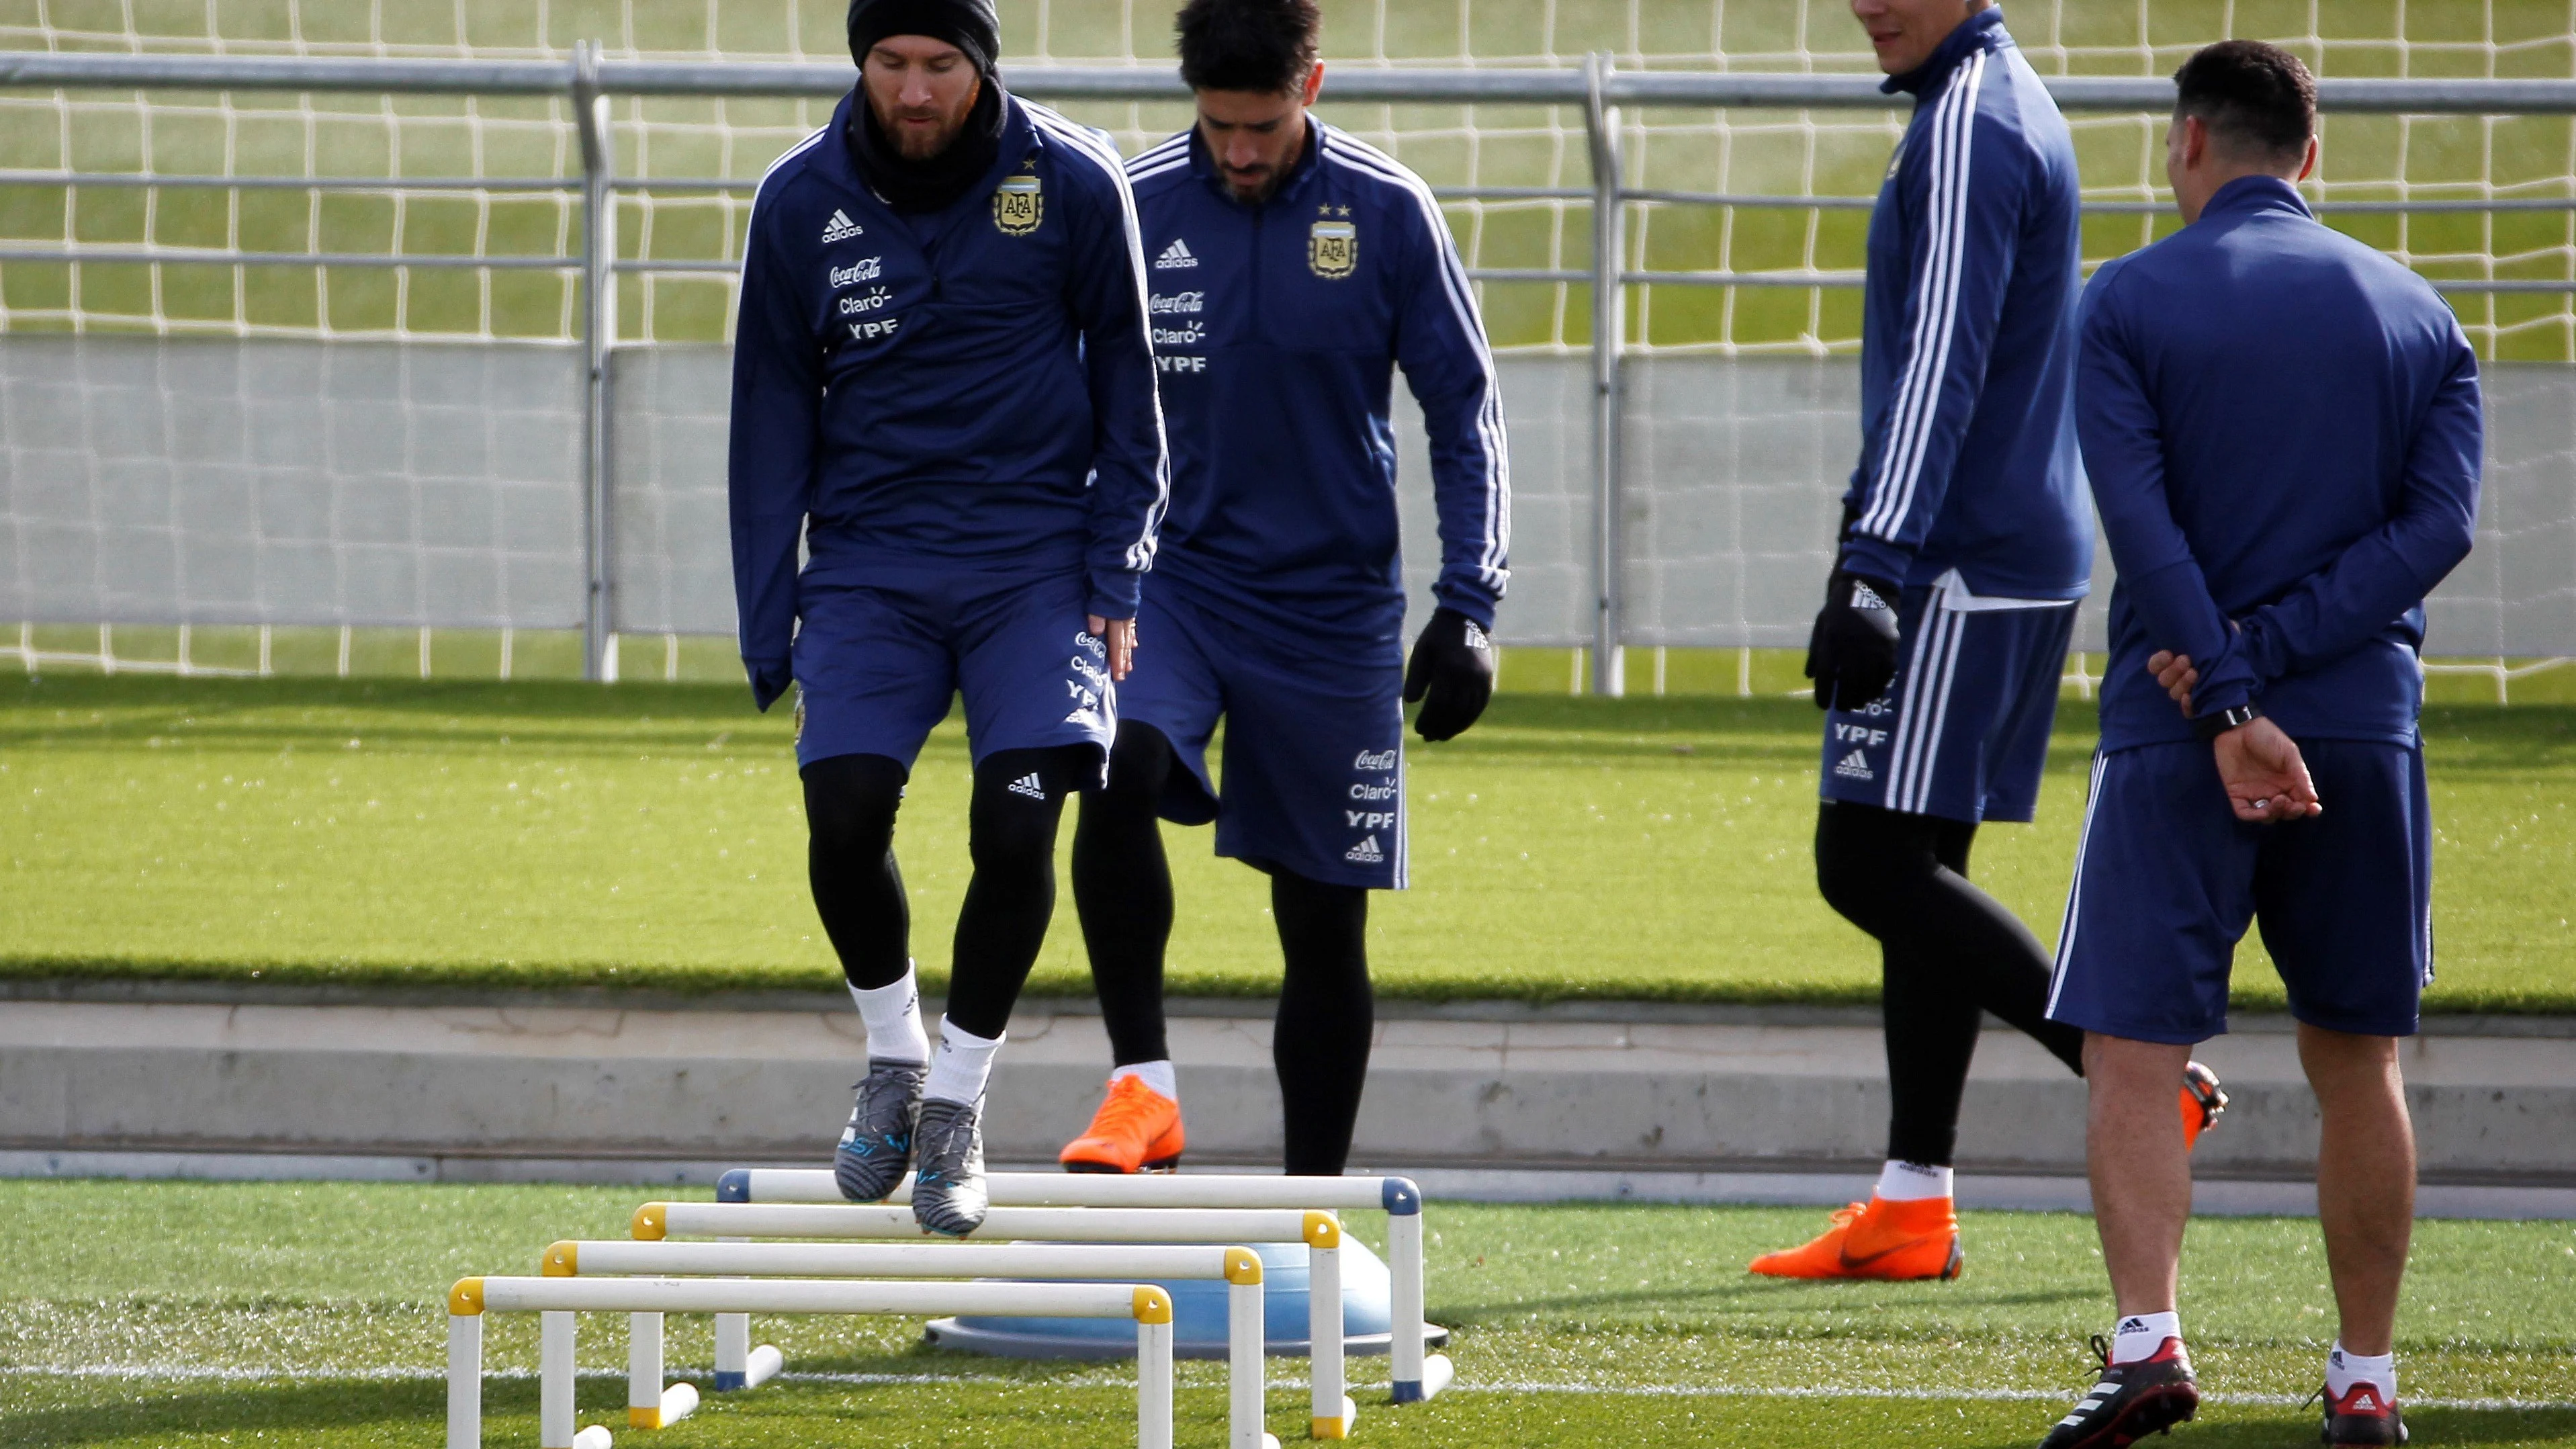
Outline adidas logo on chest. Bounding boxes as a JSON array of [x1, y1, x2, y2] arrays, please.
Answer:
[[1154, 237, 1198, 269], [822, 209, 863, 243]]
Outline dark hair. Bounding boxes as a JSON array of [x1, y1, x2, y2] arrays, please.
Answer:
[[2173, 39, 2316, 161], [1175, 0, 1321, 95]]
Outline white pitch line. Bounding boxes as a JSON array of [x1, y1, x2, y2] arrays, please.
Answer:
[[5, 1365, 2568, 1414], [1452, 1380, 2576, 1413]]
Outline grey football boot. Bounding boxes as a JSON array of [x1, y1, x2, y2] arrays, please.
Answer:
[[834, 1059, 926, 1202], [909, 1094, 989, 1236]]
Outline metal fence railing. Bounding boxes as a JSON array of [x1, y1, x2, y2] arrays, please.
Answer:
[[5, 51, 2575, 691]]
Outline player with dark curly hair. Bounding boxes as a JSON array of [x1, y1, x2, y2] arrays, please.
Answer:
[[1057, 0, 1510, 1182]]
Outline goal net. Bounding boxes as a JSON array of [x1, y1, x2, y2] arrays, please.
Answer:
[[1, 1, 2569, 693]]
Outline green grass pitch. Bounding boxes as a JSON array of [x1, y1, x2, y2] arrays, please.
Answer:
[[3, 674, 2571, 1011], [2, 1180, 2573, 1447]]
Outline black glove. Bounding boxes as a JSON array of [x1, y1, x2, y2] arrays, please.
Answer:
[[1403, 607, 1496, 742], [1804, 568, 1902, 711]]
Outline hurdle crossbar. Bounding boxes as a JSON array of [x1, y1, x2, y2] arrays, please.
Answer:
[[446, 1276, 1173, 1449], [544, 1241, 1276, 1449], [637, 1201, 1357, 1438], [717, 1170, 1452, 1406]]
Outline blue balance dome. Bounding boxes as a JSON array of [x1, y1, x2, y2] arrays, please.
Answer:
[[923, 1237, 1448, 1361]]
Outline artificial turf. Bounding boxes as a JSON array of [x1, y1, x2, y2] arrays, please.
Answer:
[[2, 673, 2571, 1012], [0, 671, 2560, 1011], [1, 1180, 2571, 1448]]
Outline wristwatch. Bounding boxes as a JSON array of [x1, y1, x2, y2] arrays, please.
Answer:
[[2194, 703, 2264, 740]]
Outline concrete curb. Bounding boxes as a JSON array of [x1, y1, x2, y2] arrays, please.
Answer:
[[8, 1149, 2569, 1219], [5, 998, 2570, 1217], [7, 977, 2572, 1035]]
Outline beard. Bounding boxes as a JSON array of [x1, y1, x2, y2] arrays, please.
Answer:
[[1225, 167, 1283, 204], [871, 79, 980, 161], [888, 112, 963, 159]]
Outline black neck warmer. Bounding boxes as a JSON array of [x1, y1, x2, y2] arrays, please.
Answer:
[[847, 81, 1006, 214]]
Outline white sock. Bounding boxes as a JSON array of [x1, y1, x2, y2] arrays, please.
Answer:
[[2110, 1310, 2184, 1366], [1110, 1059, 1179, 1100], [923, 1016, 1004, 1106], [1874, 1159, 1953, 1201], [2325, 1342, 2396, 1401], [847, 965, 929, 1065]]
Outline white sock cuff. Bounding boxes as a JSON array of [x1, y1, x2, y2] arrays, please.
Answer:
[[1874, 1159, 1954, 1202], [2109, 1310, 2184, 1365], [847, 965, 929, 1064], [2326, 1342, 2397, 1398], [1109, 1060, 1179, 1100], [936, 1016, 1004, 1051], [923, 1015, 1006, 1106]]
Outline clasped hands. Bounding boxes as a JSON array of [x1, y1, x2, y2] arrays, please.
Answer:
[[2143, 644, 2323, 826]]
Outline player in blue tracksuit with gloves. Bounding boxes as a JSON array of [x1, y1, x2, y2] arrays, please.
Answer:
[[1053, 0, 1508, 1181], [1758, 0, 2227, 1285], [2037, 42, 2479, 1449], [727, 0, 1165, 1235]]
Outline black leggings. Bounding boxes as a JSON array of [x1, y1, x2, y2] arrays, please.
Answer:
[[804, 744, 1091, 1040], [1815, 799, 2086, 1168], [1072, 723, 1376, 1177]]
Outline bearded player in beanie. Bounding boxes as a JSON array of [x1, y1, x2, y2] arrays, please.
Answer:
[[728, 0, 1165, 1235]]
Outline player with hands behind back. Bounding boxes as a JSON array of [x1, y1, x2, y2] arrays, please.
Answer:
[[2037, 40, 2479, 1449]]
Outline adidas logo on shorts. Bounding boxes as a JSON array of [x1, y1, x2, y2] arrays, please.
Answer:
[[1155, 237, 1198, 269], [1344, 834, 1384, 864], [1833, 748, 1874, 781], [1008, 773, 1046, 801], [822, 209, 863, 243]]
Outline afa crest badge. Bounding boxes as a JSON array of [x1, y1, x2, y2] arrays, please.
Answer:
[[993, 171, 1043, 236], [1308, 219, 1358, 279]]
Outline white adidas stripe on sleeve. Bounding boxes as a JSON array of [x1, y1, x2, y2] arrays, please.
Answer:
[[1861, 49, 1988, 544]]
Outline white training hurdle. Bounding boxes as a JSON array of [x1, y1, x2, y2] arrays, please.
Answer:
[[715, 1169, 1454, 1406], [637, 1201, 1363, 1439], [446, 1276, 1175, 1449], [544, 1240, 1280, 1449]]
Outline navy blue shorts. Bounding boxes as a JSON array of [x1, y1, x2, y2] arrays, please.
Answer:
[[2045, 738, 2434, 1044], [1116, 584, 1406, 890], [791, 567, 1114, 775], [1816, 575, 2076, 823]]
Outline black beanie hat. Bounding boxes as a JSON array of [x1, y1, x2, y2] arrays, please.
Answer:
[[847, 0, 1002, 76]]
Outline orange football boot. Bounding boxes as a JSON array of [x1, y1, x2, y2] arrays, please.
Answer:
[[1746, 1193, 1962, 1280], [1058, 1073, 1186, 1174], [2180, 1061, 2228, 1151]]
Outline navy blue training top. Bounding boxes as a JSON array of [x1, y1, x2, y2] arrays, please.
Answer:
[[727, 87, 1167, 708], [1840, 7, 2092, 600], [2076, 175, 2483, 751], [1124, 119, 1509, 646]]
